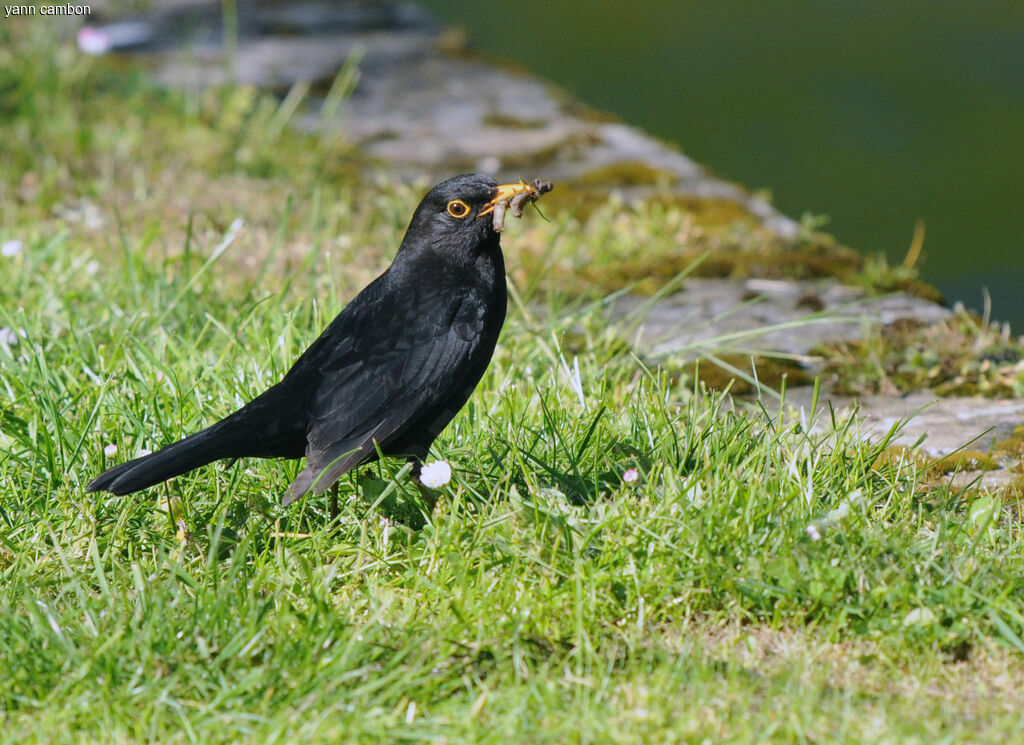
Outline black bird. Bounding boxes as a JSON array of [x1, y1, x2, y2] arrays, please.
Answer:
[[87, 174, 551, 505]]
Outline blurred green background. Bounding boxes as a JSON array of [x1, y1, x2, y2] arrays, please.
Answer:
[[421, 0, 1024, 326]]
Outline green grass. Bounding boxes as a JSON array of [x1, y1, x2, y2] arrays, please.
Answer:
[[3, 19, 1024, 745]]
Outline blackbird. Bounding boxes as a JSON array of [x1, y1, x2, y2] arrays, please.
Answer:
[[87, 173, 551, 505]]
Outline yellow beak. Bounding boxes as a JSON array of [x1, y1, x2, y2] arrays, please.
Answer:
[[478, 181, 536, 217]]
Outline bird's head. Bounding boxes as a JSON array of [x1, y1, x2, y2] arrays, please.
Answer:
[[401, 173, 546, 259]]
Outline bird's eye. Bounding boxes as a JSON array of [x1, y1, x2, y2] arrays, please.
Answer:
[[446, 199, 471, 219]]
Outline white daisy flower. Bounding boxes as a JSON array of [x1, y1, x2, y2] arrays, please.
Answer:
[[419, 460, 452, 488], [77, 27, 112, 56], [623, 468, 639, 484], [1, 240, 22, 257], [103, 444, 118, 457]]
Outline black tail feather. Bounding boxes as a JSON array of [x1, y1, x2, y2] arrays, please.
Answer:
[[87, 380, 309, 496], [87, 424, 231, 495]]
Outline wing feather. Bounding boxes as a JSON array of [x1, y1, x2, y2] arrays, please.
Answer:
[[283, 286, 487, 502]]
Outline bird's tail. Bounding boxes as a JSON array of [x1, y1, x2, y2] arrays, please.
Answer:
[[86, 421, 235, 496]]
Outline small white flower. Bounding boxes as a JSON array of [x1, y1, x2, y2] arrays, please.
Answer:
[[1, 240, 22, 257], [418, 460, 452, 488], [623, 468, 639, 484], [0, 327, 18, 346], [104, 444, 118, 457], [806, 524, 822, 541], [138, 448, 153, 457], [77, 27, 112, 56]]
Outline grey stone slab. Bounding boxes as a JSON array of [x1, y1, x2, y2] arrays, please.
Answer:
[[610, 278, 952, 359]]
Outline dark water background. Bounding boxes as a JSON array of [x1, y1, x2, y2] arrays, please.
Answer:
[[420, 0, 1024, 327]]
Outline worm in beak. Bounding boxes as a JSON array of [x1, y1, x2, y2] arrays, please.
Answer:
[[479, 179, 553, 231]]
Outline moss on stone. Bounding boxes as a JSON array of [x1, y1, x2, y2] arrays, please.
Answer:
[[819, 308, 1024, 399], [873, 446, 1000, 485], [994, 427, 1024, 469], [481, 113, 549, 130], [687, 354, 815, 395], [575, 161, 680, 188]]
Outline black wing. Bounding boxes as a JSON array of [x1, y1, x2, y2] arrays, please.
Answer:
[[282, 280, 490, 502]]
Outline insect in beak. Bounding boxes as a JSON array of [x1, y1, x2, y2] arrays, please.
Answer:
[[479, 179, 553, 232]]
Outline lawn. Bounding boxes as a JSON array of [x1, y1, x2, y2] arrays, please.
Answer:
[[3, 21, 1024, 744]]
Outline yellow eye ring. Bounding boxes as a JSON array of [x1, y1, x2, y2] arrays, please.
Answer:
[[446, 199, 471, 219]]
